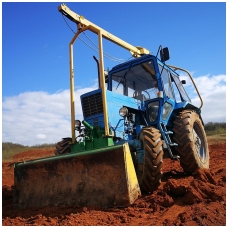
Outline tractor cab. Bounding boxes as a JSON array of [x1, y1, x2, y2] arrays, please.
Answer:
[[109, 56, 159, 102], [108, 50, 191, 128]]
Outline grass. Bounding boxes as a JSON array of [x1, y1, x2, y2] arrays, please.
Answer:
[[2, 132, 226, 162], [207, 134, 226, 145], [2, 142, 55, 161], [205, 129, 226, 136]]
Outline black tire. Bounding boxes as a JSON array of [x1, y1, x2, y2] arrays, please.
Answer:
[[55, 137, 72, 155], [172, 110, 209, 173], [138, 127, 164, 192]]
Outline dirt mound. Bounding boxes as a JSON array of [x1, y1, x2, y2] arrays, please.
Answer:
[[12, 148, 55, 162], [2, 142, 226, 226], [181, 169, 224, 205], [2, 162, 15, 186]]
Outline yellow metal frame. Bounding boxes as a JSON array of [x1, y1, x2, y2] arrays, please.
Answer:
[[58, 4, 150, 142], [168, 64, 203, 109], [58, 4, 149, 57], [69, 27, 88, 143]]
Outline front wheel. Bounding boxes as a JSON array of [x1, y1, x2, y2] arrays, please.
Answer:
[[172, 110, 209, 173], [138, 127, 164, 192]]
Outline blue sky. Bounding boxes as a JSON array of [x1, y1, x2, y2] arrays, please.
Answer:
[[2, 2, 226, 145]]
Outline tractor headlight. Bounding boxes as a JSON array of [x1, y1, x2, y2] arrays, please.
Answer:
[[119, 107, 128, 117], [75, 120, 81, 130], [148, 101, 159, 122]]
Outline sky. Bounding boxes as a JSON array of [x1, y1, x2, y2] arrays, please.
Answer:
[[2, 2, 226, 146]]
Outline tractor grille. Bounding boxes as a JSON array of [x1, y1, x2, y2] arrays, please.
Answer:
[[82, 93, 103, 118]]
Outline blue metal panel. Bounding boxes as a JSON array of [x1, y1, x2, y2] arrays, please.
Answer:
[[106, 90, 145, 138], [106, 90, 144, 110], [80, 88, 147, 139], [111, 54, 152, 71], [174, 101, 189, 110], [136, 125, 144, 136]]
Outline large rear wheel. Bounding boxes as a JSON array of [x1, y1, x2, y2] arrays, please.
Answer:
[[173, 110, 209, 173], [138, 127, 164, 192]]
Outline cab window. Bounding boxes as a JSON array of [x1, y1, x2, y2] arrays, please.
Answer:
[[158, 65, 174, 100]]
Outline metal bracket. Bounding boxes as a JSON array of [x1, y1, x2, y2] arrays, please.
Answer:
[[158, 124, 179, 160]]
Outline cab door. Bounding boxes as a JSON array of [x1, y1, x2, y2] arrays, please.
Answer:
[[158, 64, 176, 125]]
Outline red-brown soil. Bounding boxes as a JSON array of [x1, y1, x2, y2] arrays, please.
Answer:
[[2, 140, 226, 226]]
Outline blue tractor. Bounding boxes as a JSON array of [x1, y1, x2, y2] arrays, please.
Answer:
[[55, 4, 209, 194], [57, 46, 209, 193], [13, 4, 209, 209]]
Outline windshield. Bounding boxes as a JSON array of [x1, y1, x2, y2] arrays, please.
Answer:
[[111, 60, 158, 101]]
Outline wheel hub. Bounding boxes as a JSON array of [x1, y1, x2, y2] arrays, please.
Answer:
[[193, 128, 205, 162]]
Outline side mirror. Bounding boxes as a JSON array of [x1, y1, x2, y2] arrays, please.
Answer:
[[181, 80, 186, 84], [160, 47, 170, 62]]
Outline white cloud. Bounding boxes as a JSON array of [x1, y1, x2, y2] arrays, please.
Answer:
[[36, 134, 47, 140], [2, 85, 97, 146], [2, 74, 226, 146], [179, 74, 226, 123]]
